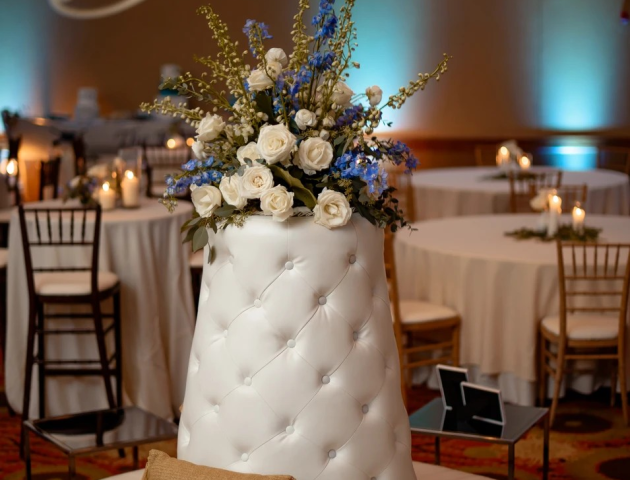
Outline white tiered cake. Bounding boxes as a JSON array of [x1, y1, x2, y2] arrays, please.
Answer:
[[178, 215, 415, 480]]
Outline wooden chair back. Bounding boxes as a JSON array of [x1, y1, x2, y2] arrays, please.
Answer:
[[556, 241, 630, 342], [508, 170, 563, 213], [384, 229, 405, 358], [144, 146, 190, 197], [387, 169, 416, 223], [556, 184, 588, 209], [38, 157, 62, 201], [597, 147, 630, 176], [18, 205, 103, 305], [474, 144, 499, 167]]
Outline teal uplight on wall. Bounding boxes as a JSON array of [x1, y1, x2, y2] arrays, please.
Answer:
[[348, 0, 424, 130], [541, 1, 626, 131], [538, 145, 598, 171]]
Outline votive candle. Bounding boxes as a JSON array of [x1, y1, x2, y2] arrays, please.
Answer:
[[121, 170, 140, 207], [572, 205, 585, 233], [99, 182, 116, 211], [518, 154, 531, 170]]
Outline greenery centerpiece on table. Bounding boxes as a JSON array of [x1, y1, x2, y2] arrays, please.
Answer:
[[505, 224, 601, 242], [140, 0, 450, 251]]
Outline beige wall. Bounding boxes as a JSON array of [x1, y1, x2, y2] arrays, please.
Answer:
[[1, 0, 630, 138]]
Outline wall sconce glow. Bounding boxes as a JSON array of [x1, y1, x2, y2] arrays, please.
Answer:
[[6, 159, 19, 176], [539, 145, 598, 171]]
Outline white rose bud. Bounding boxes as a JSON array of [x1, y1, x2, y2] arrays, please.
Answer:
[[296, 137, 334, 174], [190, 184, 222, 218], [260, 185, 294, 222], [192, 140, 206, 160], [314, 189, 352, 229], [236, 142, 262, 165], [331, 81, 354, 107], [196, 113, 226, 142], [240, 164, 274, 199], [322, 116, 335, 128], [294, 109, 318, 130], [219, 174, 247, 209], [319, 129, 330, 140], [366, 85, 383, 106], [257, 124, 297, 164], [247, 68, 275, 92], [265, 48, 288, 67]]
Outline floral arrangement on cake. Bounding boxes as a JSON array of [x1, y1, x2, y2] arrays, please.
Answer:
[[141, 0, 450, 250]]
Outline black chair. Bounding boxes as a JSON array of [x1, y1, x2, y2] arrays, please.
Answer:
[[144, 146, 191, 199], [5, 135, 22, 206], [18, 204, 122, 454], [38, 157, 62, 201], [72, 135, 87, 177]]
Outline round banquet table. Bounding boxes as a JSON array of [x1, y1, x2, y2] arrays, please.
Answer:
[[395, 214, 630, 406], [5, 198, 196, 419], [413, 167, 630, 220]]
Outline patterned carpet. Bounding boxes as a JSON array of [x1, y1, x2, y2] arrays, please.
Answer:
[[0, 358, 629, 479]]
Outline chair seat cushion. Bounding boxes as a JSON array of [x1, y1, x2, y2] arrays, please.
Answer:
[[190, 249, 205, 268], [35, 271, 119, 296], [100, 462, 491, 480], [400, 300, 458, 324], [541, 313, 619, 340], [0, 248, 7, 269]]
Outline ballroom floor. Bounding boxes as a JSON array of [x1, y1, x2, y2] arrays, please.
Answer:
[[0, 355, 629, 480]]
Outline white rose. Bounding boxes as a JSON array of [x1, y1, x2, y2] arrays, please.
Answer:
[[87, 164, 110, 179], [265, 48, 288, 67], [240, 164, 274, 199], [219, 174, 247, 209], [322, 116, 335, 128], [366, 85, 383, 106], [529, 188, 553, 212], [331, 82, 354, 107], [236, 142, 262, 165], [192, 140, 206, 160], [296, 137, 334, 174], [261, 185, 294, 222], [314, 189, 352, 229], [247, 68, 274, 92], [295, 109, 318, 130], [196, 113, 225, 142], [190, 184, 222, 218], [257, 124, 297, 164]]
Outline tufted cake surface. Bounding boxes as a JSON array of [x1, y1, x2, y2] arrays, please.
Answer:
[[178, 214, 415, 480]]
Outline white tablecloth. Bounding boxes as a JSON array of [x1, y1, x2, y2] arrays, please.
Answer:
[[5, 198, 196, 419], [395, 214, 630, 406], [413, 167, 630, 220]]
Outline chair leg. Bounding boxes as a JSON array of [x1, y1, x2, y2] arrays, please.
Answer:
[[451, 323, 461, 367], [538, 332, 547, 407], [113, 291, 123, 408], [611, 360, 618, 408], [549, 341, 566, 426], [21, 306, 37, 459], [36, 302, 45, 419], [91, 298, 115, 409], [618, 351, 628, 426]]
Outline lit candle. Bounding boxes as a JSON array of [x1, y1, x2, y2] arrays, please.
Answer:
[[99, 182, 116, 211], [547, 193, 562, 237], [6, 158, 18, 187], [186, 137, 195, 147], [518, 154, 531, 170], [572, 205, 585, 233], [496, 146, 509, 168], [121, 170, 140, 207], [166, 138, 177, 149]]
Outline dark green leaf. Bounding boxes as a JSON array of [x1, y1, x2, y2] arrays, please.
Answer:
[[214, 204, 237, 217], [269, 165, 317, 209], [192, 226, 209, 252], [254, 93, 274, 120], [182, 225, 197, 244]]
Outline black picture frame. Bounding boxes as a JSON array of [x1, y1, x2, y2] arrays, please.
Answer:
[[460, 382, 506, 426], [437, 364, 469, 410]]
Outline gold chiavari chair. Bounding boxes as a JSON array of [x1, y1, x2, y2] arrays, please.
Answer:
[[539, 241, 630, 425], [387, 168, 416, 223], [508, 170, 563, 213], [144, 146, 191, 198], [384, 229, 461, 408], [555, 184, 588, 209], [597, 147, 630, 176]]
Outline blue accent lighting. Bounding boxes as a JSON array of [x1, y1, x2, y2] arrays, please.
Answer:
[[539, 145, 598, 171]]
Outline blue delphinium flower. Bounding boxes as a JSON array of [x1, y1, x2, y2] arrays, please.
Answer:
[[308, 51, 336, 71], [336, 105, 364, 127], [333, 151, 388, 195], [387, 141, 419, 172], [203, 157, 215, 168], [312, 0, 337, 41], [243, 20, 272, 57], [182, 159, 199, 172]]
